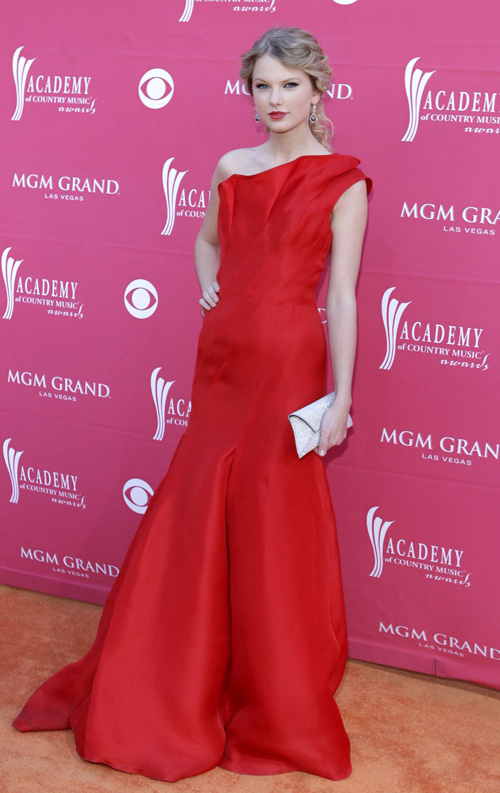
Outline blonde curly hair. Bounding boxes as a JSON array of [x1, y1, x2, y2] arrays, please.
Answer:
[[240, 27, 334, 151]]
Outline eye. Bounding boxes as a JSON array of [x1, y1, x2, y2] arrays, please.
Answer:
[[284, 81, 299, 88], [254, 82, 270, 90], [123, 478, 154, 514], [124, 279, 159, 319], [138, 68, 174, 109]]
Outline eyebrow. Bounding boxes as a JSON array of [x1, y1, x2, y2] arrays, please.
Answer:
[[253, 75, 302, 83]]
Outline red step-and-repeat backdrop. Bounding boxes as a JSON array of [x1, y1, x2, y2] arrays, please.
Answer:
[[1, 0, 499, 688]]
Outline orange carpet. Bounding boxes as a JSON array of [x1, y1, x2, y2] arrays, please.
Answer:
[[3, 582, 500, 793]]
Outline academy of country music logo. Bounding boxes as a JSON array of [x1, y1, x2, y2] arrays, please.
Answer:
[[402, 56, 500, 142], [3, 438, 86, 508], [19, 546, 119, 580], [380, 427, 499, 468], [151, 367, 192, 440], [11, 46, 96, 121], [179, 0, 277, 23], [366, 506, 471, 587], [225, 79, 353, 101], [124, 279, 158, 318], [1, 246, 83, 320], [400, 200, 499, 236], [123, 478, 154, 514], [161, 157, 208, 235], [12, 172, 119, 202], [379, 287, 490, 372], [6, 369, 111, 403], [138, 68, 174, 109], [378, 622, 500, 661]]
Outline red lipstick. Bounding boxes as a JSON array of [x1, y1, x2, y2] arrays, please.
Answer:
[[269, 111, 286, 119]]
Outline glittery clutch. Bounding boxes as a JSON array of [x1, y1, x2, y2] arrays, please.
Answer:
[[288, 391, 353, 458]]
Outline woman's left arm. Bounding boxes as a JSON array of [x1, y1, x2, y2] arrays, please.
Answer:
[[316, 179, 368, 456]]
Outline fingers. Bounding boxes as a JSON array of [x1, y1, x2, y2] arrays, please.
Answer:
[[315, 411, 348, 456], [316, 408, 331, 456], [315, 426, 329, 456], [205, 281, 220, 307], [315, 436, 328, 456], [315, 431, 346, 456], [199, 280, 220, 313]]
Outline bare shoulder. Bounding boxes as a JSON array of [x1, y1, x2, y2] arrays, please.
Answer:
[[330, 179, 368, 239], [332, 179, 368, 214], [211, 146, 266, 185]]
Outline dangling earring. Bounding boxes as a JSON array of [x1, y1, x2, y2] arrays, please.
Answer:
[[254, 109, 260, 123], [309, 105, 318, 124]]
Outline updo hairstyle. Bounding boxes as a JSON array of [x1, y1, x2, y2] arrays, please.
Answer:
[[240, 27, 334, 151]]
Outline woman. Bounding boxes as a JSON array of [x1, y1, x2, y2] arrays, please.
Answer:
[[13, 27, 371, 783]]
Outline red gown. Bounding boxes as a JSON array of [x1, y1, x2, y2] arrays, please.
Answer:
[[13, 153, 371, 782]]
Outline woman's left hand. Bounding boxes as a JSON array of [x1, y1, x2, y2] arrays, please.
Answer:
[[315, 400, 351, 456]]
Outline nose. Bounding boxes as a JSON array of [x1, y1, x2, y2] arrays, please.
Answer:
[[269, 87, 283, 107]]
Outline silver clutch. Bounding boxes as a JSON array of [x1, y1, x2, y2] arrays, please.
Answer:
[[288, 391, 353, 458]]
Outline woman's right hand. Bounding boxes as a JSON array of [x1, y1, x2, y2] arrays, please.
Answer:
[[199, 280, 220, 316]]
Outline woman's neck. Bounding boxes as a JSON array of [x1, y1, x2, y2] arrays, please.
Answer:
[[263, 128, 326, 164]]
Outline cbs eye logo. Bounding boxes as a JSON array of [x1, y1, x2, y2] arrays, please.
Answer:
[[123, 478, 154, 515], [138, 68, 174, 109], [124, 279, 158, 319]]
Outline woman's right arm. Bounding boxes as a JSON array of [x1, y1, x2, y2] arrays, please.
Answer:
[[194, 157, 231, 314]]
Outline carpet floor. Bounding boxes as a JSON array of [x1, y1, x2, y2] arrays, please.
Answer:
[[3, 582, 500, 793]]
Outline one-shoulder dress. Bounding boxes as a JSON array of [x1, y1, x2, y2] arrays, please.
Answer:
[[13, 153, 372, 782]]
